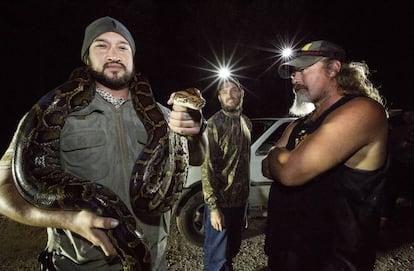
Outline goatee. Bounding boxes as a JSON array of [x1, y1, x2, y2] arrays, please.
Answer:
[[289, 91, 315, 117]]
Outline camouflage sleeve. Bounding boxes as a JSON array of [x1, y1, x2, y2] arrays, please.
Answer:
[[201, 120, 218, 211]]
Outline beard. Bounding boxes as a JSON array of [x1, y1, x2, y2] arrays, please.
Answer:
[[289, 89, 315, 117], [222, 104, 242, 113], [220, 98, 243, 113], [90, 64, 134, 90]]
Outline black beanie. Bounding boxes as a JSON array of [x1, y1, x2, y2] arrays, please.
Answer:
[[81, 16, 136, 63]]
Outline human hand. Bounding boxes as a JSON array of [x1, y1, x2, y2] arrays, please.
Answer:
[[167, 89, 206, 136], [66, 210, 119, 257], [210, 209, 224, 231]]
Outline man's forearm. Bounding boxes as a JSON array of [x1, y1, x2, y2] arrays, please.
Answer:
[[0, 169, 66, 228], [267, 147, 289, 183]]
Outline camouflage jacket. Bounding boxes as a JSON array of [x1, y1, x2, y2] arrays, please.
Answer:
[[201, 110, 252, 210]]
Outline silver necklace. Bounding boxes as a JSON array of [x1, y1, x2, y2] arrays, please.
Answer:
[[96, 87, 127, 109]]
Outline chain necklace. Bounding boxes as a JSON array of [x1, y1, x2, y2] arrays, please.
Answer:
[[96, 87, 127, 109]]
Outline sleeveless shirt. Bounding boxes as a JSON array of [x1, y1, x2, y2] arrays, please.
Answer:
[[265, 96, 388, 271]]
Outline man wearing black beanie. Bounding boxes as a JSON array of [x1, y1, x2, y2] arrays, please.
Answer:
[[81, 16, 136, 64], [0, 16, 207, 271]]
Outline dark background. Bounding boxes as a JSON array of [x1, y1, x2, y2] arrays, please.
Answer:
[[2, 0, 413, 154]]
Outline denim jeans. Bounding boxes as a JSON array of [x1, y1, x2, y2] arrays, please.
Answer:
[[203, 204, 247, 271]]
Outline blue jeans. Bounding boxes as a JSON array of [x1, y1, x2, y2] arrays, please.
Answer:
[[203, 204, 247, 271]]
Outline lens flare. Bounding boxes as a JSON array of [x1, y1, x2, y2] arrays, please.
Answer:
[[186, 41, 253, 94], [218, 68, 231, 79]]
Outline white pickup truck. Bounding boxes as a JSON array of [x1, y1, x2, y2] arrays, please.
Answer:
[[173, 117, 296, 246]]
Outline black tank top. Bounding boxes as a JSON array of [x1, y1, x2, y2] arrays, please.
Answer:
[[266, 96, 388, 271]]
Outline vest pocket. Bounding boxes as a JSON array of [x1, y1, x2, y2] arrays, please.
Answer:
[[61, 130, 109, 180]]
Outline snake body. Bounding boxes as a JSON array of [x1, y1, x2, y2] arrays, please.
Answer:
[[130, 88, 205, 217], [12, 67, 205, 271]]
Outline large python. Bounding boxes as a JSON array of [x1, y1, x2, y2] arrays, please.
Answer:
[[11, 66, 205, 271], [130, 87, 206, 218]]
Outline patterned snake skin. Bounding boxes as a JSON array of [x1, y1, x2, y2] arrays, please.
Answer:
[[130, 88, 206, 218], [11, 67, 205, 271]]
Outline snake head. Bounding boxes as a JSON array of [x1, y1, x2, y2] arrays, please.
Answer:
[[173, 88, 206, 110]]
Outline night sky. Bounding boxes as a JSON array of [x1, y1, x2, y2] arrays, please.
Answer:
[[2, 0, 413, 153]]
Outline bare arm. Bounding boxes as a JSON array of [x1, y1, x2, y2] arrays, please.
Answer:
[[263, 98, 388, 186], [262, 119, 297, 180]]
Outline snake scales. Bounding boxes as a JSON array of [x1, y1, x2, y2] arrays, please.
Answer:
[[11, 67, 205, 271]]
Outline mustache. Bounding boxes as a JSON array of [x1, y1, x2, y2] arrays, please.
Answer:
[[104, 61, 125, 69], [293, 84, 307, 91]]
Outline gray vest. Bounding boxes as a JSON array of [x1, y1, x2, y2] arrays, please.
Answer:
[[47, 94, 148, 270]]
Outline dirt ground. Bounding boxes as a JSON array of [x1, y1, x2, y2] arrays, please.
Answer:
[[0, 217, 46, 270], [1, 203, 414, 271]]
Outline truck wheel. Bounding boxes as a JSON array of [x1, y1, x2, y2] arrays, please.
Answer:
[[176, 190, 205, 247]]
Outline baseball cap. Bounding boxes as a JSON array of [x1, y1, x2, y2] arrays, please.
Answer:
[[278, 40, 346, 79], [81, 16, 136, 63]]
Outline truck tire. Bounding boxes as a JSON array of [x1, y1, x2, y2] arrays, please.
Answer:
[[176, 190, 205, 247]]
